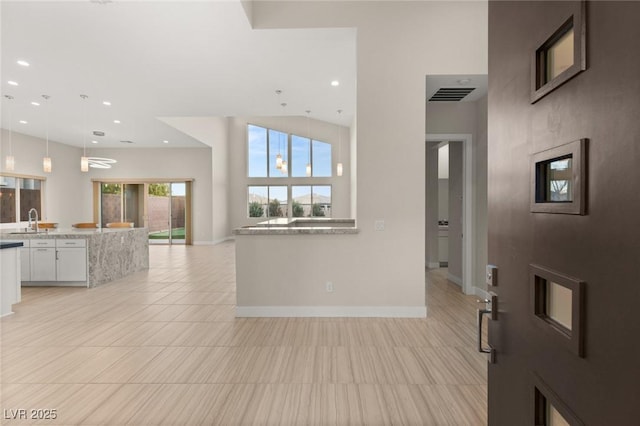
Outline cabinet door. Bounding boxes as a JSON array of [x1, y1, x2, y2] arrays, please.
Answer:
[[30, 248, 56, 281], [56, 248, 87, 282], [20, 247, 30, 281]]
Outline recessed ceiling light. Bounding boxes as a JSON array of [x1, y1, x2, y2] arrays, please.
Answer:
[[19, 120, 27, 124], [8, 81, 18, 86], [331, 80, 340, 87], [163, 140, 169, 144], [103, 101, 111, 106], [17, 60, 30, 67], [31, 101, 40, 106], [92, 140, 99, 144], [113, 120, 121, 124]]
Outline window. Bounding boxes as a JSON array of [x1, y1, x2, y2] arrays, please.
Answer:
[[312, 140, 332, 177], [531, 2, 586, 103], [292, 185, 332, 217], [248, 186, 288, 218], [248, 125, 288, 178], [530, 264, 585, 357], [291, 135, 311, 177], [0, 176, 17, 224], [246, 124, 336, 218], [531, 139, 586, 215], [533, 373, 584, 426], [0, 175, 44, 225], [19, 179, 42, 221]]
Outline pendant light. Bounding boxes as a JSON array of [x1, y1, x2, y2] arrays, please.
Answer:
[[305, 110, 312, 177], [275, 90, 283, 170], [336, 109, 344, 177], [80, 94, 89, 172], [42, 95, 52, 173], [4, 95, 15, 171], [280, 100, 288, 175]]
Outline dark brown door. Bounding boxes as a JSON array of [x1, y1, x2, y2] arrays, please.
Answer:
[[487, 1, 640, 424]]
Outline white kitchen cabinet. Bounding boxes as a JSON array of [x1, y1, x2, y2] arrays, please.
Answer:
[[30, 240, 56, 281], [56, 239, 87, 282], [17, 240, 30, 281]]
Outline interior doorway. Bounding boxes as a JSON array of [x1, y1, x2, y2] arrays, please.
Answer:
[[426, 133, 475, 295]]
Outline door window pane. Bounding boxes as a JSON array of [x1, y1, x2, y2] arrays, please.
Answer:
[[546, 281, 573, 331], [547, 157, 572, 202], [547, 402, 571, 426], [545, 27, 574, 82], [101, 183, 122, 227]]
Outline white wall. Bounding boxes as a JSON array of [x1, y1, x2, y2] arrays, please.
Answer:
[[0, 130, 91, 227], [87, 147, 213, 244], [447, 141, 463, 284], [228, 115, 352, 231], [250, 1, 488, 313], [159, 116, 229, 244]]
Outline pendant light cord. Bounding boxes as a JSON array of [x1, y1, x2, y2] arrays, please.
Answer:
[[43, 95, 50, 156]]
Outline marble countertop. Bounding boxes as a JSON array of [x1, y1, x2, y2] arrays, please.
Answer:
[[233, 218, 358, 235], [0, 227, 147, 240]]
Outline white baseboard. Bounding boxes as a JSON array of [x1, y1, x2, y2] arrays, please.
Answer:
[[447, 273, 462, 286], [193, 236, 234, 246], [236, 305, 427, 318], [426, 262, 440, 269]]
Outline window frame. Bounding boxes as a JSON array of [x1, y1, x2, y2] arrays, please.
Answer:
[[0, 173, 46, 228], [530, 1, 586, 103]]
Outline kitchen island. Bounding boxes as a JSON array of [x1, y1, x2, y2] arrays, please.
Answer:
[[0, 241, 23, 316], [0, 227, 148, 287]]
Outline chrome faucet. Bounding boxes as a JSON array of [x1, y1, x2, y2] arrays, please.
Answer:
[[28, 208, 39, 232]]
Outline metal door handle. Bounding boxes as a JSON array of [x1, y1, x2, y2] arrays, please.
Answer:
[[477, 308, 496, 363]]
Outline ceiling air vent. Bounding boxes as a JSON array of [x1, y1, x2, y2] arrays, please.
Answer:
[[120, 140, 134, 144], [429, 87, 475, 102], [93, 130, 105, 137]]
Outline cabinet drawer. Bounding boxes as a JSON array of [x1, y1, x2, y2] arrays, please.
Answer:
[[30, 239, 55, 248], [56, 239, 86, 248]]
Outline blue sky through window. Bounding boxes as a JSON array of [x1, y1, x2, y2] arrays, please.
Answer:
[[312, 140, 332, 177], [248, 125, 267, 177]]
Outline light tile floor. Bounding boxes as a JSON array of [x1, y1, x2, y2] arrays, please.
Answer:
[[1, 242, 487, 425]]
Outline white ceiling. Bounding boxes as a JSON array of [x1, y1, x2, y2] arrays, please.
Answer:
[[1, 1, 357, 149]]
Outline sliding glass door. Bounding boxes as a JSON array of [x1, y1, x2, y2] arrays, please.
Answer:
[[95, 179, 191, 245], [147, 182, 186, 245]]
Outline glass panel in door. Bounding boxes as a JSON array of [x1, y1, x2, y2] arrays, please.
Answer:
[[101, 183, 122, 228], [147, 182, 186, 245], [170, 183, 186, 244]]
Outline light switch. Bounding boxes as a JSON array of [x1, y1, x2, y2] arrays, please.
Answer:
[[486, 265, 498, 287]]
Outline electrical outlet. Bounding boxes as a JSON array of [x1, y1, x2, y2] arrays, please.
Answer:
[[326, 281, 334, 293], [374, 220, 385, 231]]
